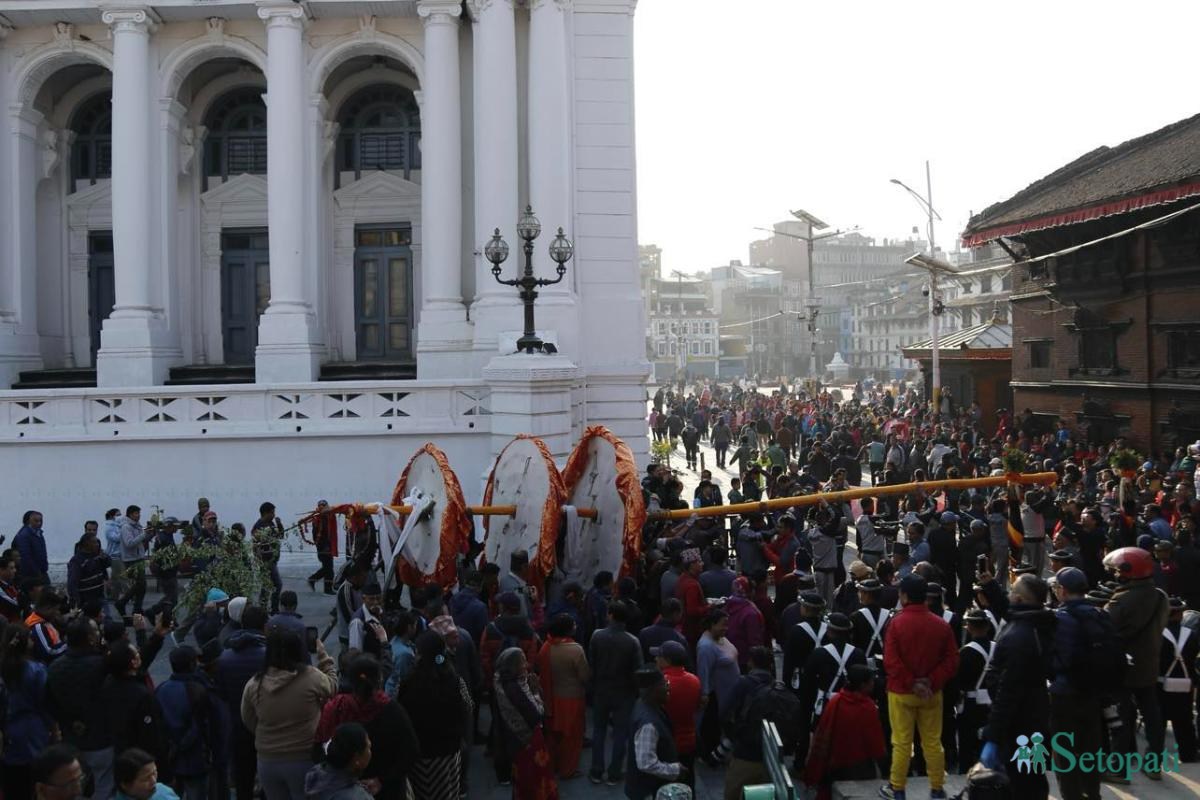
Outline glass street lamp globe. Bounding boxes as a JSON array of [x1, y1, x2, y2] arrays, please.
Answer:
[[548, 227, 574, 266], [484, 229, 509, 274], [517, 205, 542, 242]]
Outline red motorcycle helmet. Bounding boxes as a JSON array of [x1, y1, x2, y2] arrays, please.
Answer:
[[1102, 546, 1155, 581]]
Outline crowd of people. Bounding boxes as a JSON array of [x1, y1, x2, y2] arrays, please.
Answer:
[[643, 377, 1200, 800], [2, 374, 1200, 800]]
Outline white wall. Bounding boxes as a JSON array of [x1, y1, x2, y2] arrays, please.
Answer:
[[7, 431, 492, 565]]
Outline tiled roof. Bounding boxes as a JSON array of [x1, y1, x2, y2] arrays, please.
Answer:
[[963, 112, 1200, 244], [903, 320, 1012, 352]]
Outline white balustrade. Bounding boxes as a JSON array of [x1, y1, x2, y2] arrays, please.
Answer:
[[0, 381, 491, 442]]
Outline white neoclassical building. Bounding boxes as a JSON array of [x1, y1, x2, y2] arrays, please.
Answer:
[[0, 0, 646, 562]]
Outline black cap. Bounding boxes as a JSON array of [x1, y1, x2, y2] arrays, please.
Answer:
[[650, 640, 688, 665], [800, 592, 827, 609], [1049, 550, 1073, 562], [827, 612, 853, 632], [1054, 567, 1088, 594], [362, 580, 382, 596], [892, 542, 911, 556], [926, 582, 944, 598], [1012, 564, 1037, 576], [1170, 596, 1185, 610], [963, 608, 990, 624], [856, 578, 882, 593]]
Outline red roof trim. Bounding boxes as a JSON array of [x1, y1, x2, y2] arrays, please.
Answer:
[[962, 180, 1200, 247]]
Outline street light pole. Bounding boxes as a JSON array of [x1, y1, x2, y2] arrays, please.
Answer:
[[890, 166, 944, 414], [925, 160, 941, 416], [807, 233, 817, 379], [672, 270, 688, 377]]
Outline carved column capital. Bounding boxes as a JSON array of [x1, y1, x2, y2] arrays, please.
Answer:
[[418, 0, 464, 27], [255, 0, 307, 29], [100, 6, 158, 34]]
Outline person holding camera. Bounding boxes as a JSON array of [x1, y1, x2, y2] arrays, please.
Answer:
[[252, 502, 286, 615], [116, 506, 152, 617]]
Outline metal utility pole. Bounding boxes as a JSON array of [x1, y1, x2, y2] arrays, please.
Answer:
[[925, 161, 941, 415], [756, 212, 855, 382], [890, 164, 944, 413], [671, 270, 687, 377]]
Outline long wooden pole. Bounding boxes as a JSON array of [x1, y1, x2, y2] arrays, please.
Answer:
[[356, 503, 598, 520], [646, 472, 1059, 521]]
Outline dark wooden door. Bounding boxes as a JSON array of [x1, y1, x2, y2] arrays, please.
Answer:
[[220, 229, 270, 365], [87, 232, 115, 362], [353, 226, 413, 361]]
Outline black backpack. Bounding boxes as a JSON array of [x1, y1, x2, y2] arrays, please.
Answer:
[[737, 680, 804, 752], [1064, 604, 1126, 692], [488, 621, 521, 654]]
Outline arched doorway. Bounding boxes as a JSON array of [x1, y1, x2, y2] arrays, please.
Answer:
[[335, 84, 421, 363], [67, 92, 116, 363], [202, 87, 270, 366]]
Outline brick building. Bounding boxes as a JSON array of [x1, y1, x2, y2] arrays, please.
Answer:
[[962, 113, 1200, 454]]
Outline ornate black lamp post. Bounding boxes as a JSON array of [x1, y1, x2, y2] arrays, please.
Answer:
[[485, 205, 574, 354]]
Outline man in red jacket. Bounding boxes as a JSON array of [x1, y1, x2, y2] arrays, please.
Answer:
[[880, 574, 959, 800], [676, 548, 707, 648]]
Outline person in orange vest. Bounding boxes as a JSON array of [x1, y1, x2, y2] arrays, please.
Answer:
[[26, 589, 67, 662]]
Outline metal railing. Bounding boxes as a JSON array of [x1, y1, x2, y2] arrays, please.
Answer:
[[743, 721, 797, 800]]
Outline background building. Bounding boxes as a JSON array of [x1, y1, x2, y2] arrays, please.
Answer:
[[0, 0, 648, 563], [710, 261, 783, 379], [646, 272, 719, 381], [962, 111, 1200, 451]]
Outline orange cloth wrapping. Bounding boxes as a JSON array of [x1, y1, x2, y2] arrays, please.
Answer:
[[482, 435, 565, 587], [560, 425, 646, 579], [391, 443, 471, 590], [546, 695, 586, 778]]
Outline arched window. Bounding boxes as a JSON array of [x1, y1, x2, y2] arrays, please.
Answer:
[[203, 87, 267, 184], [70, 93, 112, 187], [336, 85, 421, 184]]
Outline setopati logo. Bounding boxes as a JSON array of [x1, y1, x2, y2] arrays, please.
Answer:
[[1013, 732, 1181, 780]]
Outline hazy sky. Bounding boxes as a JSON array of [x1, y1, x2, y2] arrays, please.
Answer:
[[633, 0, 1200, 274]]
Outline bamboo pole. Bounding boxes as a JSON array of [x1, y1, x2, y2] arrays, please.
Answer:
[[646, 471, 1059, 522]]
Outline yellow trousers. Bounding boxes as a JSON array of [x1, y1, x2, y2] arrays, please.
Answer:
[[887, 690, 946, 791]]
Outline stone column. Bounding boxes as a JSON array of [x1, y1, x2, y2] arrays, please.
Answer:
[[97, 6, 178, 386], [469, 0, 521, 358], [415, 0, 472, 377], [0, 105, 45, 386], [527, 0, 577, 354], [255, 0, 322, 382], [483, 352, 579, 462]]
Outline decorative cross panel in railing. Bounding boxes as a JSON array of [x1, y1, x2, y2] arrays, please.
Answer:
[[0, 381, 490, 442]]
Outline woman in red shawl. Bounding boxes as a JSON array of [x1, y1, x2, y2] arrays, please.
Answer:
[[315, 653, 420, 799], [803, 663, 885, 800], [535, 614, 591, 779], [495, 646, 559, 800]]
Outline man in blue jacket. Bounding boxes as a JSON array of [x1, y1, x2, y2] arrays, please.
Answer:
[[157, 645, 224, 800], [15, 509, 49, 582], [216, 605, 268, 800], [449, 570, 489, 647], [1049, 567, 1103, 800]]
